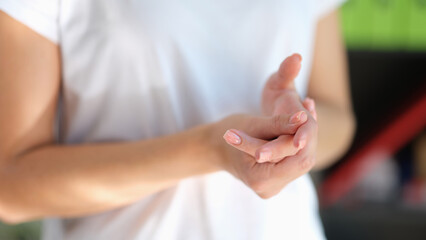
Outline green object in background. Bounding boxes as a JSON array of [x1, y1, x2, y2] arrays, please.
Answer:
[[341, 0, 373, 49], [0, 221, 41, 240], [391, 0, 410, 49], [340, 0, 426, 51], [407, 0, 426, 50], [372, 0, 402, 50]]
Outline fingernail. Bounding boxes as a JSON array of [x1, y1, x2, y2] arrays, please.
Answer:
[[292, 53, 302, 62], [257, 149, 272, 163], [224, 130, 241, 145], [299, 112, 307, 122], [289, 111, 307, 124], [297, 137, 306, 149], [306, 98, 315, 112]]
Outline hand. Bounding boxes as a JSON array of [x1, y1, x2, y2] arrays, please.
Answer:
[[261, 54, 302, 116], [209, 112, 308, 199], [213, 54, 319, 199], [256, 54, 318, 165]]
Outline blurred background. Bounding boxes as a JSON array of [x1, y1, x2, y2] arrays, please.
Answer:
[[316, 0, 426, 239], [1, 0, 425, 239]]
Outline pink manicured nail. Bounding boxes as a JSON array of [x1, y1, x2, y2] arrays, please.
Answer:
[[292, 53, 302, 62], [224, 130, 241, 145], [306, 98, 315, 112], [289, 111, 307, 124], [297, 137, 307, 149], [257, 149, 272, 163]]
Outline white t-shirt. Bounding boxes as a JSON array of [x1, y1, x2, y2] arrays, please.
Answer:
[[1, 0, 343, 239]]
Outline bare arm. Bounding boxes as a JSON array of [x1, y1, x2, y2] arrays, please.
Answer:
[[0, 11, 220, 223], [308, 10, 356, 169], [0, 11, 311, 223]]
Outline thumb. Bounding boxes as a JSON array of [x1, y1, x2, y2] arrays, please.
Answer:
[[269, 53, 302, 90], [223, 129, 267, 157]]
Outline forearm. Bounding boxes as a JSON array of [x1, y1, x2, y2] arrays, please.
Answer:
[[0, 124, 219, 223], [314, 101, 356, 170]]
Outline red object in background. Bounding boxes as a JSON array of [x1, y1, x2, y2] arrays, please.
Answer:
[[319, 87, 426, 208]]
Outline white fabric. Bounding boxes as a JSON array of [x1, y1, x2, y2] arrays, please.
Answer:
[[0, 0, 59, 43], [1, 0, 344, 239]]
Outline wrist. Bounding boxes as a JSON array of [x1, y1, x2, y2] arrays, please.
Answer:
[[201, 122, 228, 172]]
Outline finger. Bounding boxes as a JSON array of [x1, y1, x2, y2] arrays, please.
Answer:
[[223, 129, 267, 157], [271, 142, 316, 182], [272, 90, 302, 116], [253, 111, 308, 139], [293, 116, 317, 149], [302, 98, 314, 114], [272, 89, 308, 117], [302, 98, 317, 121], [255, 135, 300, 163], [269, 53, 302, 90], [252, 139, 317, 198]]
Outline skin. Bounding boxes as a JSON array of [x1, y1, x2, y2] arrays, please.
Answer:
[[308, 10, 356, 168], [226, 11, 355, 170], [227, 54, 319, 166], [0, 9, 355, 224]]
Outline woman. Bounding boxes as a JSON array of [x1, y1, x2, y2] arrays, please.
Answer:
[[0, 0, 355, 239]]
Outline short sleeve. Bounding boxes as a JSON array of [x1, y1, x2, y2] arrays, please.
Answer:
[[314, 0, 346, 20], [0, 0, 60, 44]]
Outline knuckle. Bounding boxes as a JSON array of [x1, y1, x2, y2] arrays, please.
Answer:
[[250, 179, 288, 200], [258, 192, 273, 199], [248, 179, 268, 193], [272, 114, 288, 133], [299, 156, 315, 171], [257, 189, 281, 199], [272, 115, 282, 133]]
